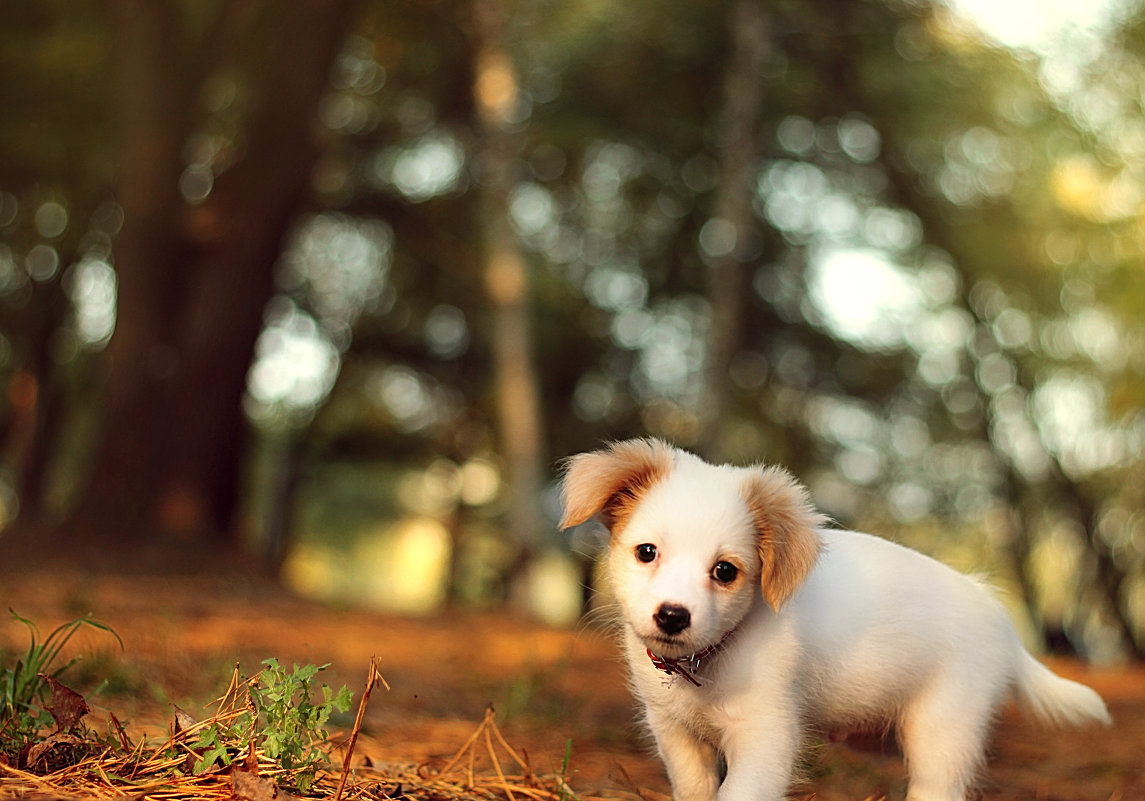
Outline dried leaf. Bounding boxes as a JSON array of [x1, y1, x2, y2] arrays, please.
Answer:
[[231, 769, 277, 801], [230, 768, 301, 801], [37, 674, 89, 732], [24, 732, 85, 769], [172, 704, 198, 735]]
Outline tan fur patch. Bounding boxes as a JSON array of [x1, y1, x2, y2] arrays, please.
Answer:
[[559, 439, 674, 533], [741, 467, 826, 610]]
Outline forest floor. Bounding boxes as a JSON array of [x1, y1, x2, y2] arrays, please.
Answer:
[[1, 562, 1143, 801]]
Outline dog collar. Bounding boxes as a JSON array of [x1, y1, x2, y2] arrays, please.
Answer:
[[645, 642, 722, 687]]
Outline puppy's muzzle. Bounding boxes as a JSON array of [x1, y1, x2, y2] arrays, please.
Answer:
[[654, 603, 691, 635]]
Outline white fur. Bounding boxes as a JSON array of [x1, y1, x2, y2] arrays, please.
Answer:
[[561, 440, 1111, 801]]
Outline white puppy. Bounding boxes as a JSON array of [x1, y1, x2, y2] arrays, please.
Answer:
[[560, 439, 1111, 801]]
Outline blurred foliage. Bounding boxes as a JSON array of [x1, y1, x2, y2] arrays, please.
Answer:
[[1, 0, 1143, 657]]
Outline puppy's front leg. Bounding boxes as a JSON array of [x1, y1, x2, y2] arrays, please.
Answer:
[[717, 709, 800, 801], [646, 707, 720, 801]]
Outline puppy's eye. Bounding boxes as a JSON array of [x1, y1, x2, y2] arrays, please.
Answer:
[[635, 543, 658, 563], [712, 561, 738, 584]]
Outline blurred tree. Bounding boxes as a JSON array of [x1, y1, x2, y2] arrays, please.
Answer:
[[0, 0, 358, 550], [698, 0, 771, 461], [471, 0, 549, 564], [0, 2, 114, 528], [791, 0, 1145, 656]]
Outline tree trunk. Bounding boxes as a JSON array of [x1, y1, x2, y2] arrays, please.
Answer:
[[61, 0, 354, 553], [699, 0, 770, 461], [8, 279, 70, 526], [472, 0, 548, 558], [156, 0, 355, 539], [65, 0, 192, 543]]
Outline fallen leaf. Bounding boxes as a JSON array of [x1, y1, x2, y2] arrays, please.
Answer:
[[23, 732, 85, 770], [172, 704, 198, 735], [231, 769, 277, 801], [230, 768, 301, 801], [37, 674, 89, 732]]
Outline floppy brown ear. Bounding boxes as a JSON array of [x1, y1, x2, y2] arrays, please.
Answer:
[[741, 467, 826, 611], [559, 439, 675, 532]]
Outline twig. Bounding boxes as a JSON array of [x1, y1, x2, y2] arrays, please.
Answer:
[[334, 657, 389, 801], [212, 663, 242, 720], [484, 718, 516, 801], [486, 708, 532, 775], [438, 711, 489, 778]]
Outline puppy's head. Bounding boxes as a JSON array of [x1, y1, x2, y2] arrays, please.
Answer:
[[562, 439, 824, 657]]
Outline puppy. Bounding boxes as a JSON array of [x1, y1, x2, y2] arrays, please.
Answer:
[[560, 439, 1111, 801]]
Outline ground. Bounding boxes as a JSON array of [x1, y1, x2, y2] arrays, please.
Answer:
[[1, 564, 1143, 800]]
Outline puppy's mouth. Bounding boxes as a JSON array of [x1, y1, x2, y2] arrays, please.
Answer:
[[643, 631, 702, 658]]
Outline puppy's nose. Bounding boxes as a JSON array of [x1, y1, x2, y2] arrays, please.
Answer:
[[654, 603, 691, 635]]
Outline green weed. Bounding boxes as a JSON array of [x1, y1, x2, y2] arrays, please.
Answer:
[[2, 613, 352, 792], [558, 737, 579, 801], [190, 658, 353, 792], [0, 609, 122, 758]]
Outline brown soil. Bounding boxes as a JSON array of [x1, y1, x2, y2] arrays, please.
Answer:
[[2, 566, 1142, 800]]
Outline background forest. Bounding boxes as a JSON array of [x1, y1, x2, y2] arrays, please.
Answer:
[[1, 0, 1143, 661]]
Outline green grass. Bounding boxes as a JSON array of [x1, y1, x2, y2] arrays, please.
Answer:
[[1, 609, 122, 758]]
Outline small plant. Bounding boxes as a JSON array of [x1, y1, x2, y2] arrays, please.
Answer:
[[255, 659, 353, 778], [189, 658, 352, 792], [558, 738, 577, 801], [1, 610, 122, 758]]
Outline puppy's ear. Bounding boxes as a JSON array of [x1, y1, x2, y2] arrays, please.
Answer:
[[560, 439, 674, 532], [741, 467, 825, 611]]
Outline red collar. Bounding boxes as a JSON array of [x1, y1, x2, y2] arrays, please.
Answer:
[[645, 640, 724, 687]]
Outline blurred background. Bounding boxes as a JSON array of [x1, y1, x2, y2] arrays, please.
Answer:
[[0, 0, 1142, 662]]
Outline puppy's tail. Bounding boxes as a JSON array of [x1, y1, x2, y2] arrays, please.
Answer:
[[1014, 650, 1111, 728]]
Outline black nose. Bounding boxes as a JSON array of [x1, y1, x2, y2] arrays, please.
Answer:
[[654, 603, 691, 635]]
